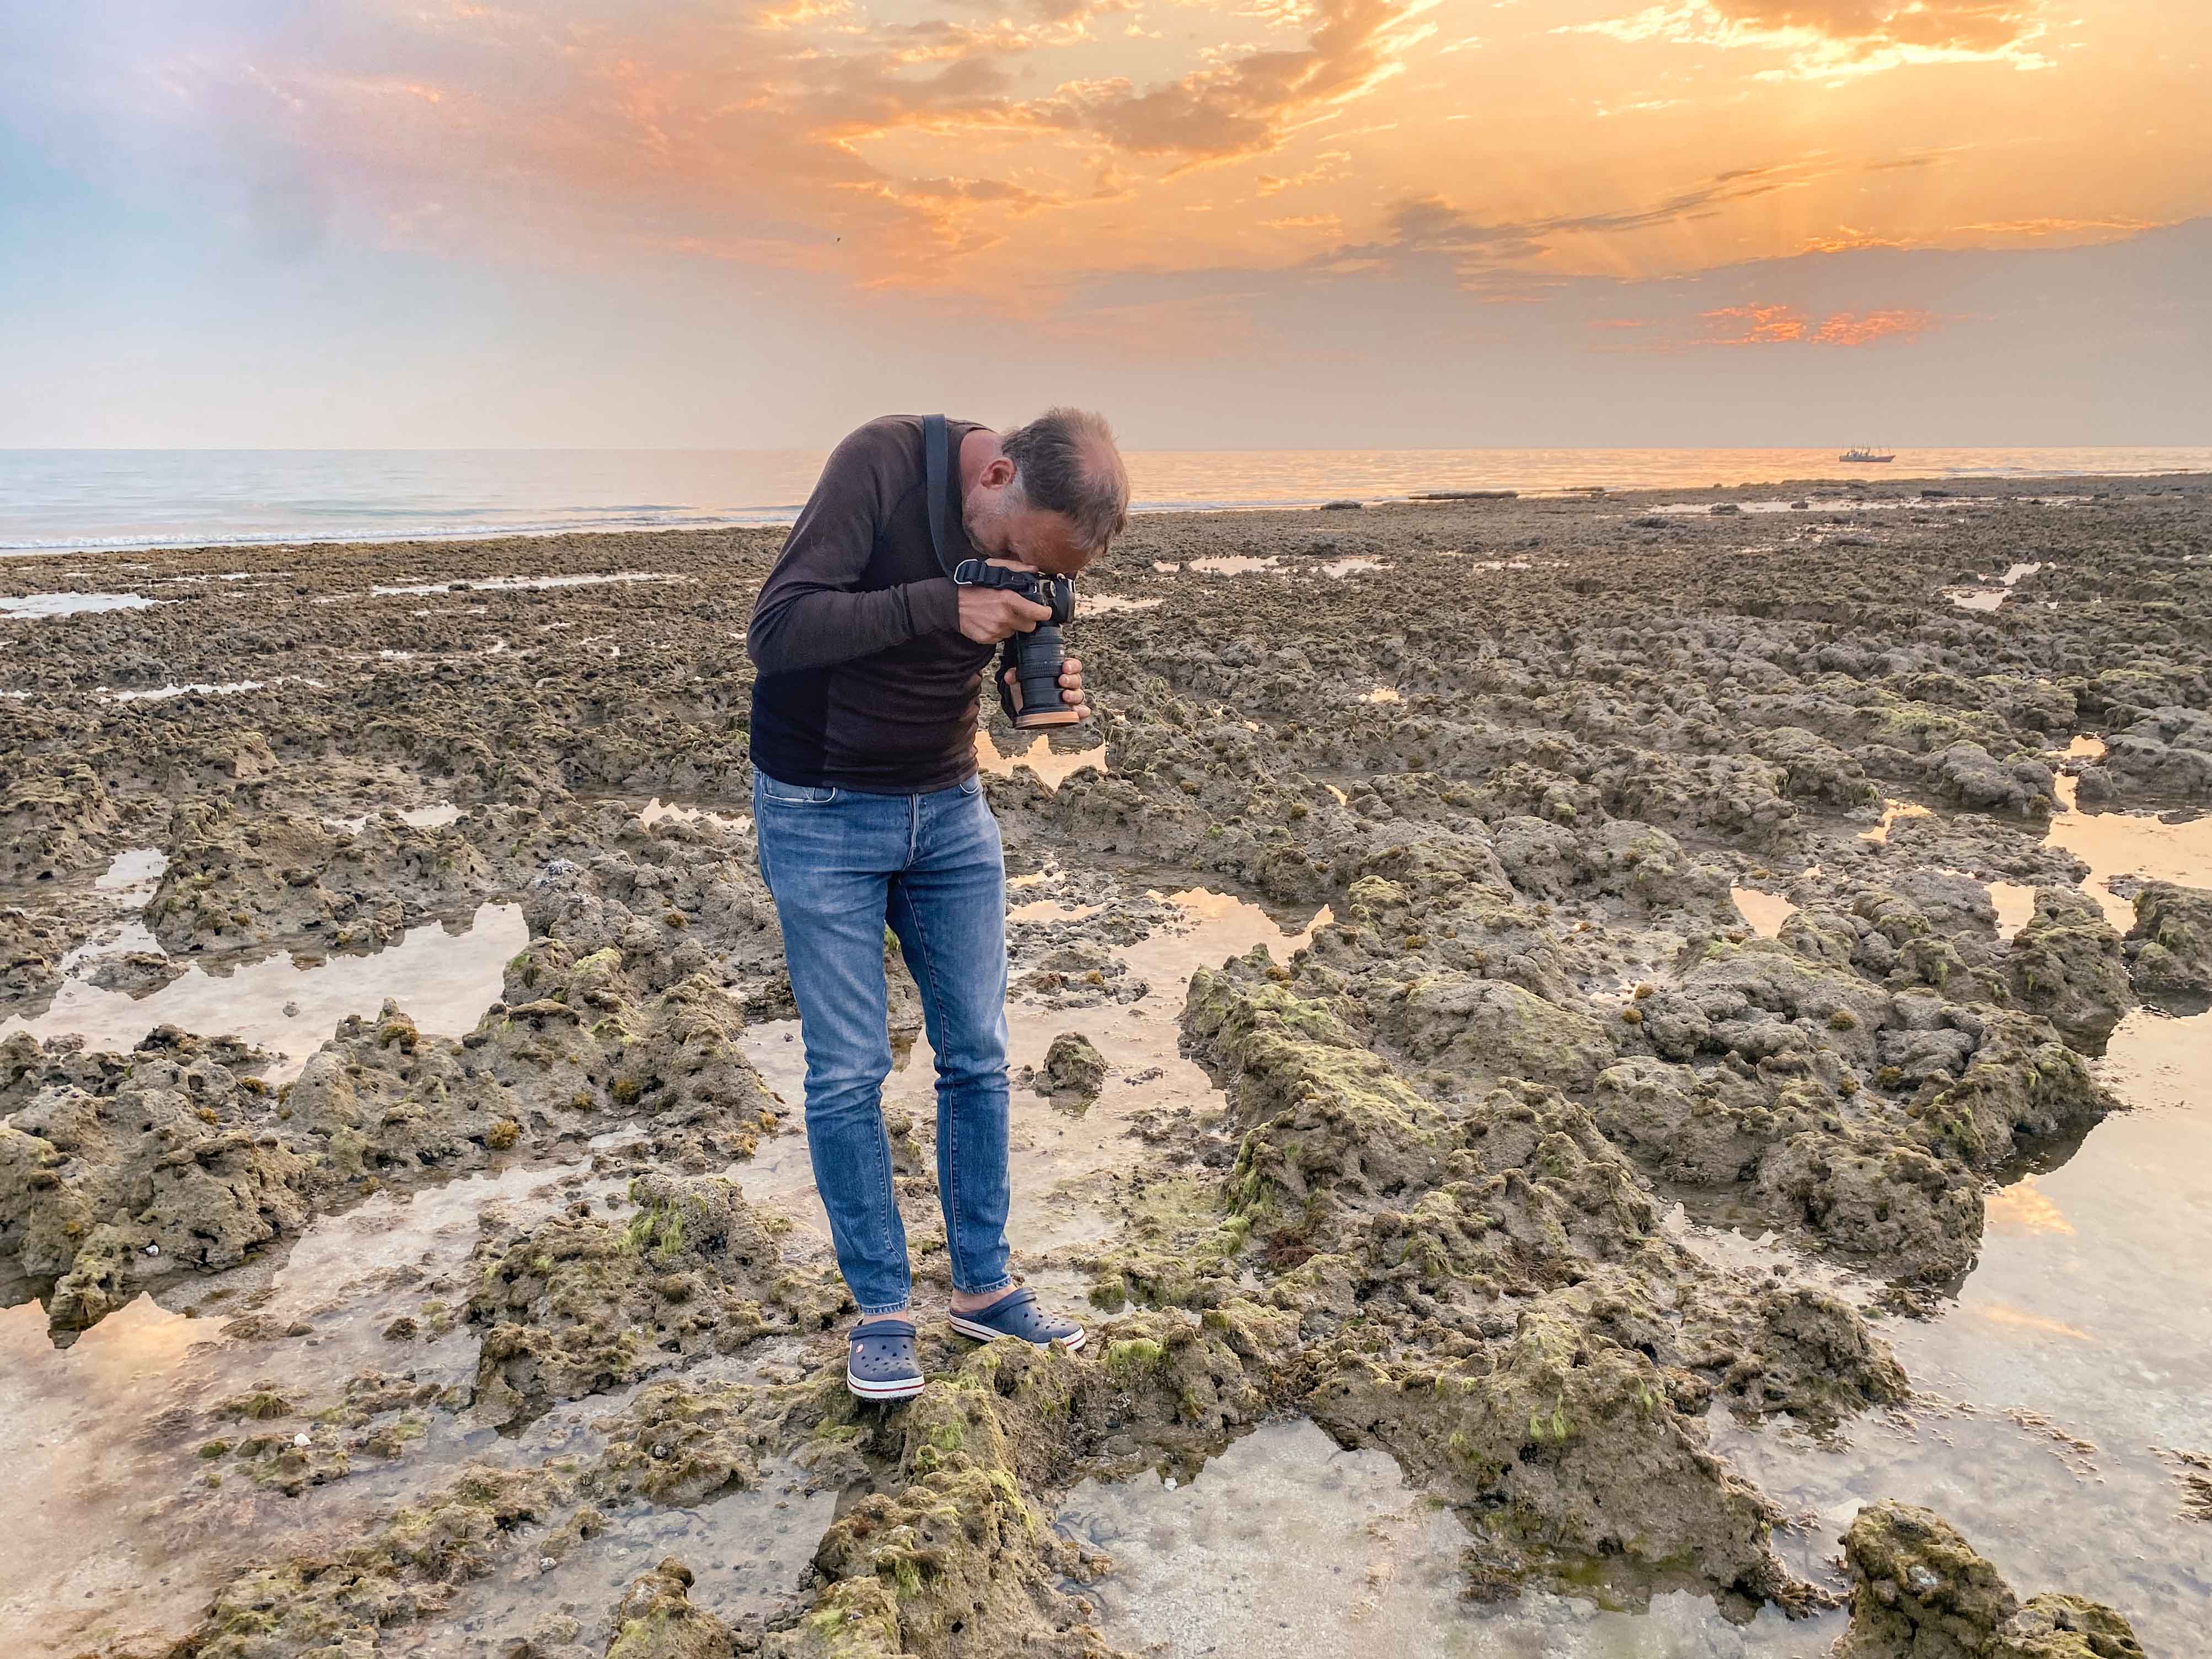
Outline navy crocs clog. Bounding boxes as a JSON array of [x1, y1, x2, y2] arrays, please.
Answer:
[[846, 1317, 925, 1401], [947, 1287, 1085, 1352]]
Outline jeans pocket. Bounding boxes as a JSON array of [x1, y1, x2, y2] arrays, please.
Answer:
[[955, 775, 984, 797], [758, 775, 839, 806]]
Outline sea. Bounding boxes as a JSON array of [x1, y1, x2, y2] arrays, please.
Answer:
[[2, 446, 2207, 554]]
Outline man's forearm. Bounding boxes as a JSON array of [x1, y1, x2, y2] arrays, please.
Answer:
[[747, 577, 959, 675]]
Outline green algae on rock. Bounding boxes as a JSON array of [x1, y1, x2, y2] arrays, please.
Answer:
[[1831, 1501, 2144, 1658], [1033, 1031, 1108, 1110], [465, 1173, 845, 1429], [1181, 951, 1906, 1606], [2123, 880, 2212, 998], [606, 1556, 737, 1659]]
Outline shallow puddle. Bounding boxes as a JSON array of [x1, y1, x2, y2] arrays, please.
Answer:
[[1, 592, 159, 619], [1710, 1007, 2212, 1655], [93, 846, 168, 899], [1186, 555, 1282, 575], [0, 1160, 640, 1656], [1008, 898, 1105, 924], [1360, 686, 1402, 704], [1944, 560, 2043, 611], [1057, 1419, 1825, 1657], [637, 798, 753, 835], [368, 572, 684, 596], [977, 729, 1110, 789], [105, 679, 264, 702], [1081, 594, 1164, 614], [1986, 880, 2039, 941], [389, 1458, 834, 1657], [1728, 886, 1796, 939], [1858, 798, 1932, 844], [2044, 777, 2212, 931], [3, 903, 527, 1082], [1320, 557, 1389, 578], [322, 802, 463, 834], [1643, 497, 1921, 517]]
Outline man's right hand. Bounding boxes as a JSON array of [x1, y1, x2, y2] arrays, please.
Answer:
[[956, 580, 1052, 644]]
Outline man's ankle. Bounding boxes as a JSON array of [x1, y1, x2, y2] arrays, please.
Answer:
[[949, 1286, 1011, 1313], [856, 1304, 911, 1325]]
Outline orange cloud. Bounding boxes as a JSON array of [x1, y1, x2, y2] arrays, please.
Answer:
[[12, 0, 2190, 317], [1560, 0, 2051, 79], [124, 0, 1439, 291], [1700, 303, 1939, 345], [1701, 303, 1809, 344], [1041, 0, 1436, 168], [1811, 308, 1937, 344]]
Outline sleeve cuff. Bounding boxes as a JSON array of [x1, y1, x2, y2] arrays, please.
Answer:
[[904, 577, 960, 637]]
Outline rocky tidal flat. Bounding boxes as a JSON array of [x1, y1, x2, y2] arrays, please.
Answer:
[[3, 474, 2207, 1657]]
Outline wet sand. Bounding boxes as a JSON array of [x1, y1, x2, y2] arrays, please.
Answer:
[[2, 472, 2208, 1657]]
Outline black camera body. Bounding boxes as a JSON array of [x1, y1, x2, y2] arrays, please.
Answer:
[[953, 558, 1078, 729]]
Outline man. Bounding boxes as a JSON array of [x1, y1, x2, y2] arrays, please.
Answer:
[[746, 410, 1128, 1401]]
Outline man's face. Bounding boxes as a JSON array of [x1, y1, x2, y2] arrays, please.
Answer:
[[964, 488, 1092, 577]]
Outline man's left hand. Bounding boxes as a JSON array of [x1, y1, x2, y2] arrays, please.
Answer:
[[1004, 655, 1088, 721]]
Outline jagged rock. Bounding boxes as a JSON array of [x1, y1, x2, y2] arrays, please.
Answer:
[[1925, 742, 2056, 818], [2, 762, 120, 882], [0, 1031, 313, 1337], [147, 802, 494, 955], [2005, 889, 2133, 1055], [1180, 952, 1907, 1604], [2123, 880, 2212, 998], [2, 952, 792, 1339], [2096, 707, 2212, 801], [1, 907, 72, 1005], [1831, 1501, 2143, 1658], [605, 1557, 733, 1659], [1034, 1031, 1107, 1107], [465, 1174, 845, 1427]]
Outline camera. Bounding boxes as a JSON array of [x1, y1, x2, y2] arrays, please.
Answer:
[[952, 558, 1079, 729]]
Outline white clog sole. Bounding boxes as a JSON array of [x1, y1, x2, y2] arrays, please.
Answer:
[[846, 1366, 926, 1401]]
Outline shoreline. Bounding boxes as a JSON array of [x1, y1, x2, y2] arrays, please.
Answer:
[[4, 467, 2205, 565]]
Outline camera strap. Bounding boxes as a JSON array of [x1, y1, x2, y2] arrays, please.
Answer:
[[923, 413, 956, 579], [926, 413, 1018, 717]]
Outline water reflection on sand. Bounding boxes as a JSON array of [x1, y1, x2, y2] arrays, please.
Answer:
[[3, 903, 526, 1083]]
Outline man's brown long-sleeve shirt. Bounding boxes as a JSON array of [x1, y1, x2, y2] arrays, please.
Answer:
[[746, 416, 994, 793]]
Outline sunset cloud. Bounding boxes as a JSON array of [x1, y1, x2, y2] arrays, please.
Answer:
[[1325, 162, 1839, 273], [1699, 304, 1940, 345], [1811, 308, 1940, 344], [1040, 0, 1437, 166], [1701, 303, 1813, 344], [1560, 0, 2051, 78], [0, 0, 2201, 339]]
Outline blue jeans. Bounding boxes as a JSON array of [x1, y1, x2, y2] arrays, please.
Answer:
[[752, 769, 1014, 1316]]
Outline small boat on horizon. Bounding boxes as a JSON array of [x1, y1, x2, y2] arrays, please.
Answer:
[[1839, 446, 1895, 464]]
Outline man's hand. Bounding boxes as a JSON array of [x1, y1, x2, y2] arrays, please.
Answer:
[[957, 559, 1052, 644], [1003, 655, 1088, 721]]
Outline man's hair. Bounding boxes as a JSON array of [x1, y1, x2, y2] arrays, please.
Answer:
[[1002, 407, 1129, 553]]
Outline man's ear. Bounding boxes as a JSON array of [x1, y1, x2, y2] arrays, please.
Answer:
[[981, 456, 1016, 489]]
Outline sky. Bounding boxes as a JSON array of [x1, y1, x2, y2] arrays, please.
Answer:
[[1, 1, 2206, 449]]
